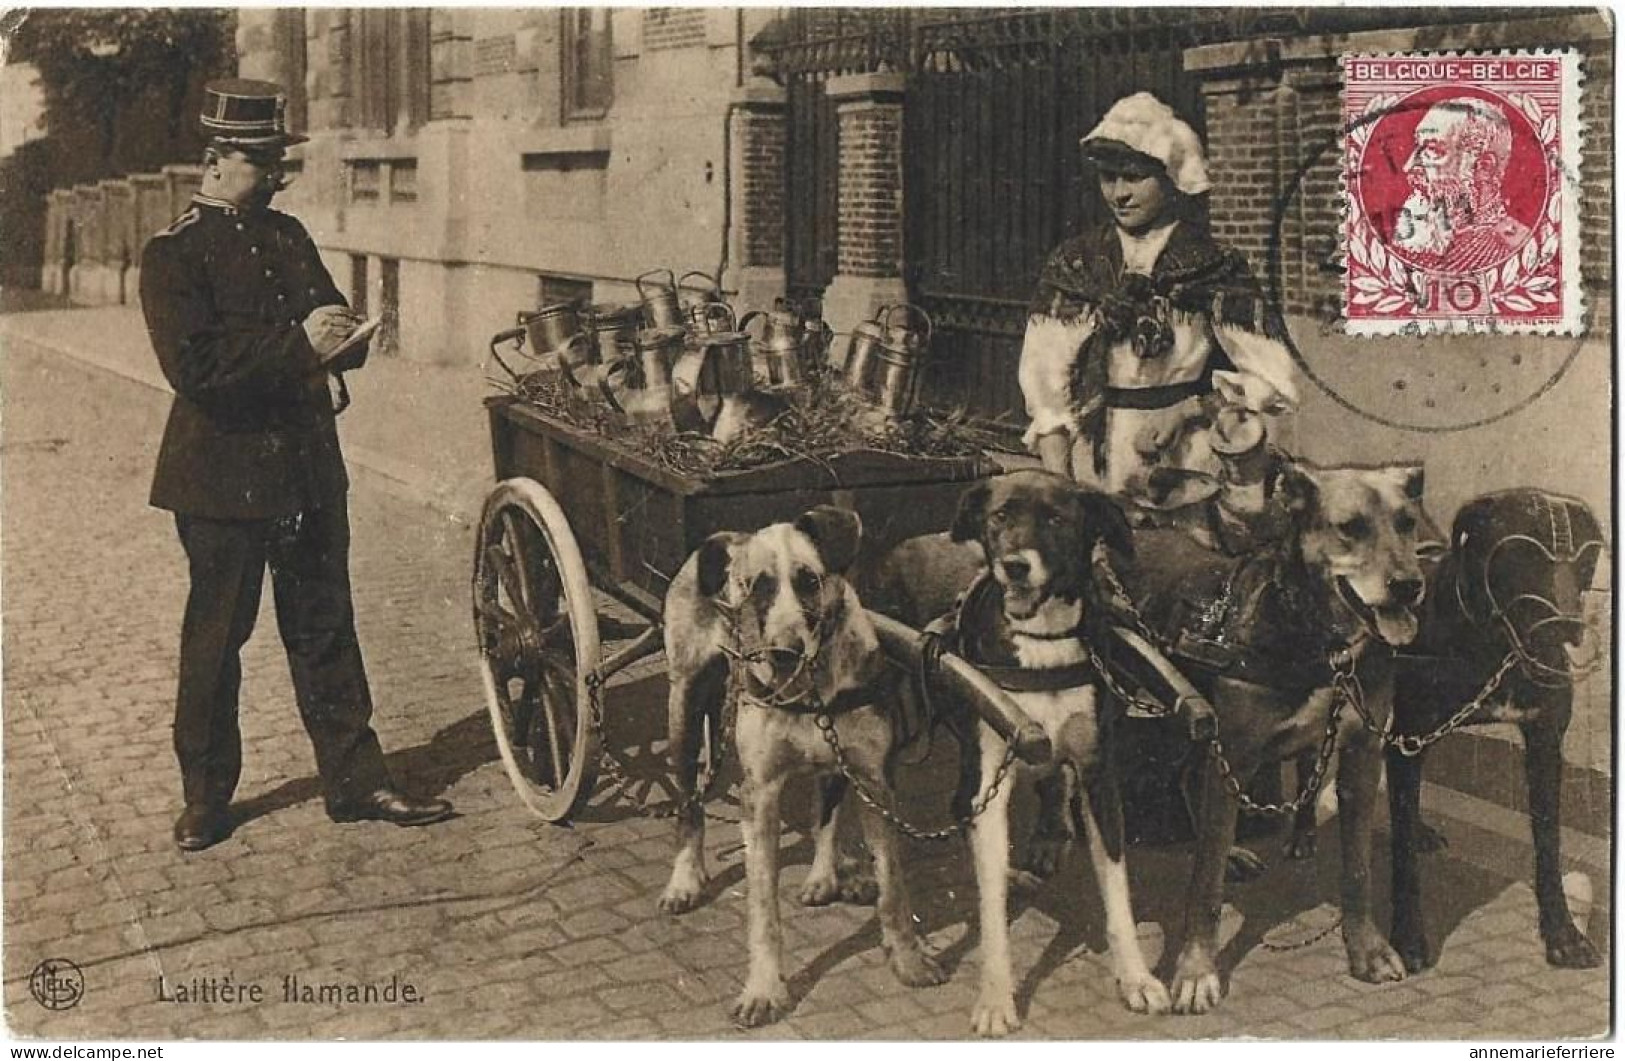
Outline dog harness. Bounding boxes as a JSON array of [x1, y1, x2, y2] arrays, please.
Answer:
[[943, 575, 1103, 694], [1160, 547, 1349, 697]]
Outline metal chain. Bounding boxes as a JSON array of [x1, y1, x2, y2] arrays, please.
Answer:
[[815, 711, 1019, 842], [583, 657, 740, 823], [1347, 651, 1519, 758], [1210, 674, 1347, 817]]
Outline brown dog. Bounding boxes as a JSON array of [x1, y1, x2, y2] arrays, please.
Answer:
[[658, 506, 944, 1026], [1129, 461, 1435, 1013]]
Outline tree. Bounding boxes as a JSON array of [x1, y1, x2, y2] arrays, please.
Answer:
[[6, 8, 236, 182]]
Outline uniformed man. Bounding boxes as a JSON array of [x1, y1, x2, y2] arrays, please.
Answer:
[[141, 79, 452, 851]]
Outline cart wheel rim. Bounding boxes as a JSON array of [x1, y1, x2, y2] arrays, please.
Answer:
[[474, 478, 602, 822]]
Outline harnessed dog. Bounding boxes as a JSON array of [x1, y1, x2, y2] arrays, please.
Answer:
[[926, 471, 1174, 1035], [1127, 460, 1435, 1014], [1380, 489, 1606, 971], [658, 506, 945, 1027]]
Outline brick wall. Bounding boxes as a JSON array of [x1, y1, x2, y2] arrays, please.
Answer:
[[835, 101, 903, 279], [1191, 14, 1613, 327], [737, 107, 786, 270]]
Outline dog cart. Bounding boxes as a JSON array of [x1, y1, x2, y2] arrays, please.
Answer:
[[474, 395, 1061, 822]]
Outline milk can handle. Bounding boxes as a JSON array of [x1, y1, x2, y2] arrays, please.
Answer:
[[881, 303, 934, 348], [635, 268, 676, 300], [695, 301, 737, 331], [555, 334, 593, 387], [677, 270, 719, 295], [487, 326, 527, 381]]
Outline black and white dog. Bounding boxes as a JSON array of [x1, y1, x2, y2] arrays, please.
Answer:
[[875, 470, 1169, 1036]]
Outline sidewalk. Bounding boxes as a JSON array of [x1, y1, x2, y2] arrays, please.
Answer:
[[0, 303, 495, 523]]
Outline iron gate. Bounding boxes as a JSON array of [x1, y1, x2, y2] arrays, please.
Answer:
[[904, 9, 1220, 421], [771, 8, 1230, 420]]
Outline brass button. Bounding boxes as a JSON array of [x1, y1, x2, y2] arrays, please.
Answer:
[[250, 246, 260, 255]]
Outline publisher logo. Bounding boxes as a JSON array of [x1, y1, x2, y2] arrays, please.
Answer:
[[29, 958, 84, 1011]]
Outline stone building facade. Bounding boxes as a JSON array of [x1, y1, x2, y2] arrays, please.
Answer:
[[234, 8, 791, 364], [90, 6, 1604, 524]]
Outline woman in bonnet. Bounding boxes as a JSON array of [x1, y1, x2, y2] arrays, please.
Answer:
[[1019, 92, 1300, 541]]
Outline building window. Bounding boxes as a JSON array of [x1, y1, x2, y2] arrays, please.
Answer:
[[389, 161, 418, 203], [561, 8, 612, 121], [352, 9, 431, 134], [538, 274, 594, 309], [349, 161, 382, 203]]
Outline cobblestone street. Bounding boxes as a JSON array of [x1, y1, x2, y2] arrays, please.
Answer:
[[1, 323, 1611, 1041]]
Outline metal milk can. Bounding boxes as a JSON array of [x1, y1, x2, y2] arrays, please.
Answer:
[[672, 325, 754, 436], [687, 301, 738, 337], [636, 268, 683, 329], [848, 303, 933, 417], [739, 300, 809, 389], [677, 270, 725, 323], [610, 326, 685, 426]]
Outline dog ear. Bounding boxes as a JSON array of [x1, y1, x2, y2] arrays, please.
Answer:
[[1276, 460, 1321, 515], [696, 533, 734, 597], [794, 505, 863, 575], [1389, 465, 1425, 503], [1074, 488, 1135, 560], [950, 481, 991, 543]]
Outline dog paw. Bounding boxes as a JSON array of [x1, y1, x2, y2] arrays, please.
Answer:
[[1282, 829, 1317, 860], [838, 872, 879, 906], [1413, 820, 1449, 853], [1544, 922, 1602, 969], [1118, 972, 1172, 1015], [730, 980, 790, 1028], [1389, 928, 1433, 974], [889, 942, 947, 987], [1224, 846, 1268, 883], [797, 873, 841, 907], [658, 872, 707, 915], [1017, 838, 1066, 880], [1345, 927, 1408, 984], [1170, 953, 1222, 1015], [971, 989, 1021, 1037]]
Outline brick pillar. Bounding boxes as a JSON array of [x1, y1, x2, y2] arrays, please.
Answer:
[[820, 72, 909, 340], [726, 82, 788, 311]]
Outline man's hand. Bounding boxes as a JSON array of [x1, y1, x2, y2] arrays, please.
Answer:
[[302, 305, 360, 357]]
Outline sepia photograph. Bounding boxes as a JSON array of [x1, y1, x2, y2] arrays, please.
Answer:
[[0, 5, 1612, 1045]]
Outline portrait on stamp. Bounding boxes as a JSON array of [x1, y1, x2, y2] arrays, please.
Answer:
[[1342, 51, 1584, 335]]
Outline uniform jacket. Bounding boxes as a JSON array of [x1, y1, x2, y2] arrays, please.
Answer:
[[140, 195, 362, 519]]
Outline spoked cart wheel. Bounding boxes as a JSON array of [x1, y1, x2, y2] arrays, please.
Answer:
[[474, 478, 602, 822]]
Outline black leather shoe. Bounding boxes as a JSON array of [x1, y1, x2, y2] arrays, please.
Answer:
[[174, 805, 232, 852], [328, 789, 454, 827]]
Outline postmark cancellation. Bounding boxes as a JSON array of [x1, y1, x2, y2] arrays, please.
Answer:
[[1341, 50, 1583, 336]]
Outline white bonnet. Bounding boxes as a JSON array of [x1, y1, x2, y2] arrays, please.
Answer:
[[1082, 92, 1212, 196]]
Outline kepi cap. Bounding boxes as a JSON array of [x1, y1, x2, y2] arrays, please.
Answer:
[[200, 78, 307, 148]]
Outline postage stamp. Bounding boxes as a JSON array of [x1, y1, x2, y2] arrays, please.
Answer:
[[1341, 50, 1584, 336]]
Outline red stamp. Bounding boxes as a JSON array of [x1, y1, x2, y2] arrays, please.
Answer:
[[1342, 51, 1583, 335]]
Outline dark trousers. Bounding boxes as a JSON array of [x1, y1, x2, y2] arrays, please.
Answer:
[[172, 498, 392, 809]]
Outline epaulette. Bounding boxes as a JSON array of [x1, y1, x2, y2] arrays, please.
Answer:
[[152, 207, 201, 240]]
